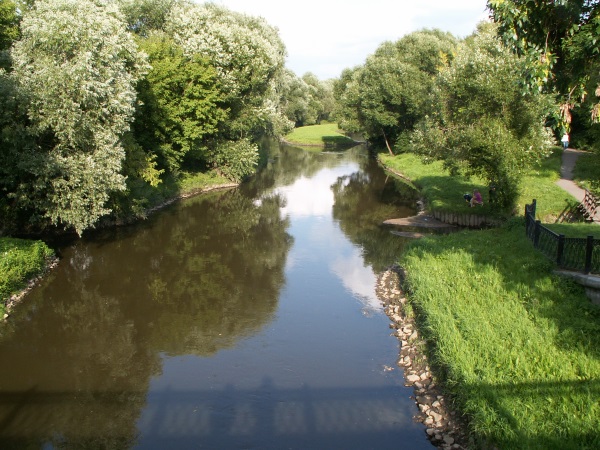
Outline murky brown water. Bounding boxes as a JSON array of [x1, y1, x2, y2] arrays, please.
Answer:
[[0, 142, 432, 449]]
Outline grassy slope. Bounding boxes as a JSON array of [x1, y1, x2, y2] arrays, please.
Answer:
[[383, 148, 600, 449]]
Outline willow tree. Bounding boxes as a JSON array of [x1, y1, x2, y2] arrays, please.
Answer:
[[8, 0, 148, 234]]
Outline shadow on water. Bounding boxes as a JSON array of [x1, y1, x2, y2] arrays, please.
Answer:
[[0, 380, 427, 450]]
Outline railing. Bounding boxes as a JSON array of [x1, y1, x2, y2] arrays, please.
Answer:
[[525, 199, 600, 274]]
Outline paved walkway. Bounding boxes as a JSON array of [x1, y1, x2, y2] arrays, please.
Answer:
[[555, 148, 600, 222]]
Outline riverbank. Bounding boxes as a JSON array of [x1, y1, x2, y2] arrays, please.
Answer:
[[379, 149, 600, 449], [0, 238, 56, 320]]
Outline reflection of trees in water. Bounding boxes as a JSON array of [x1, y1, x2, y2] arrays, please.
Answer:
[[245, 141, 368, 196], [331, 160, 418, 272], [0, 187, 292, 448], [0, 279, 157, 449]]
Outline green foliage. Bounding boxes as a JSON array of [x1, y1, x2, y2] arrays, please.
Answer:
[[8, 0, 148, 235], [134, 32, 227, 173], [206, 139, 259, 183], [117, 0, 182, 36], [488, 0, 600, 125], [401, 223, 600, 449], [167, 2, 287, 139], [334, 29, 458, 148], [411, 24, 554, 210], [0, 0, 19, 52], [0, 237, 53, 309]]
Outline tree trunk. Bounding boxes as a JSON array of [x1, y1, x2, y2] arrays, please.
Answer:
[[382, 130, 394, 156]]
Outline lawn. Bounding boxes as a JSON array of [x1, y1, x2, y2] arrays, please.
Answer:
[[284, 123, 356, 148]]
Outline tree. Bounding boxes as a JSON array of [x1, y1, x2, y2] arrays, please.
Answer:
[[0, 0, 19, 51], [333, 30, 457, 153], [166, 2, 286, 139], [411, 24, 554, 209], [8, 0, 148, 234], [487, 0, 600, 127], [160, 2, 291, 180], [117, 0, 184, 36], [133, 32, 227, 173]]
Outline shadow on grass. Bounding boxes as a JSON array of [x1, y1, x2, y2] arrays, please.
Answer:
[[321, 135, 358, 149], [466, 378, 600, 450], [410, 175, 508, 218]]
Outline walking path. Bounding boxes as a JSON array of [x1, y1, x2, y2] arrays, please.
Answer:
[[555, 148, 600, 222]]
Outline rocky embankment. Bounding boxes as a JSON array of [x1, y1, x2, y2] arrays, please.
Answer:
[[376, 267, 467, 450]]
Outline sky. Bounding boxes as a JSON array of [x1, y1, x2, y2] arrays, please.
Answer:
[[212, 0, 490, 80]]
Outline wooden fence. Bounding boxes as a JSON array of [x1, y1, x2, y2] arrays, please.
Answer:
[[525, 199, 600, 274]]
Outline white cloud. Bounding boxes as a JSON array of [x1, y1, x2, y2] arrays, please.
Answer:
[[210, 0, 489, 79]]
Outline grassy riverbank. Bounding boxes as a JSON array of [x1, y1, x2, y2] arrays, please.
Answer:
[[382, 149, 600, 449], [0, 237, 54, 317]]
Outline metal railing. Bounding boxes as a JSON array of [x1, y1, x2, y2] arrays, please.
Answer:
[[525, 199, 600, 274]]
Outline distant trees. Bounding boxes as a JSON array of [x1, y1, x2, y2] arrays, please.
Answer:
[[334, 26, 554, 210], [334, 30, 457, 153]]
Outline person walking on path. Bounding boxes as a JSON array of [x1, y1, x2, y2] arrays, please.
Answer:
[[561, 133, 569, 150]]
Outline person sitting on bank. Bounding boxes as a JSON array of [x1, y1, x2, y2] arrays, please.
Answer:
[[470, 189, 483, 207]]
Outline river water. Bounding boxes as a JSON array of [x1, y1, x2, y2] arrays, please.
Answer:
[[0, 142, 432, 449]]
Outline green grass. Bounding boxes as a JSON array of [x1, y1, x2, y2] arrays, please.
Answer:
[[0, 237, 54, 315], [379, 152, 500, 217], [519, 147, 578, 222], [401, 225, 600, 449], [383, 147, 600, 448], [573, 152, 600, 194], [380, 148, 579, 222], [284, 123, 356, 148]]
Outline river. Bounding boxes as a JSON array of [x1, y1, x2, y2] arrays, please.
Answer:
[[0, 141, 433, 449]]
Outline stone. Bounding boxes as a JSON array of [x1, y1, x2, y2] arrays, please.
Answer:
[[430, 411, 443, 423], [444, 436, 455, 445], [426, 428, 436, 436], [406, 374, 421, 383]]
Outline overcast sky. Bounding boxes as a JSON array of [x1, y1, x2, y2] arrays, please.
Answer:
[[212, 0, 490, 80]]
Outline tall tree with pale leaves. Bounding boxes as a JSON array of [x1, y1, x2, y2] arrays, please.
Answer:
[[8, 0, 148, 234]]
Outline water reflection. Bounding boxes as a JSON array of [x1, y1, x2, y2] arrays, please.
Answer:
[[0, 142, 427, 449]]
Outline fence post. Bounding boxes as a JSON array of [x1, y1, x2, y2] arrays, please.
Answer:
[[585, 235, 594, 274], [557, 234, 565, 266], [534, 220, 541, 248]]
